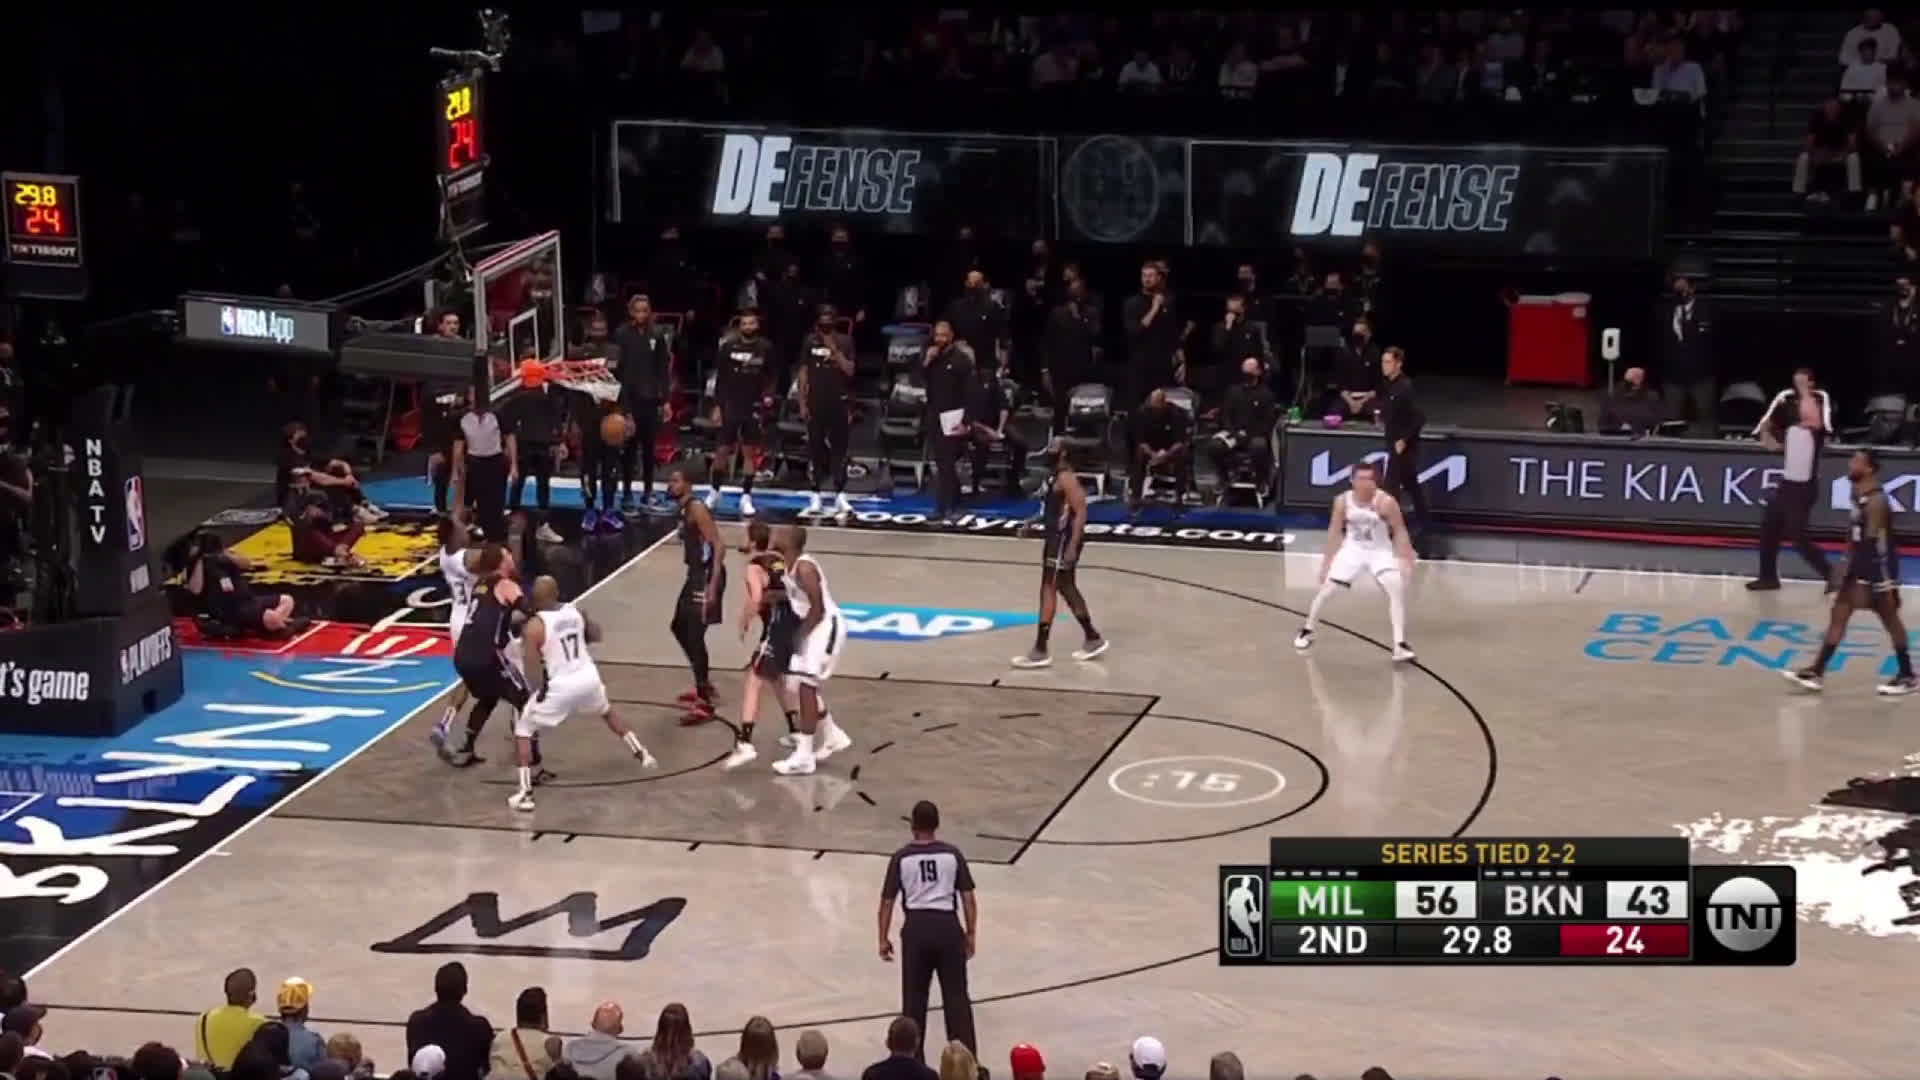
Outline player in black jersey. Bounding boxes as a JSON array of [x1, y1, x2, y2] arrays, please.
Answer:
[[1013, 440, 1108, 669], [1786, 448, 1919, 695], [725, 521, 803, 769], [444, 544, 532, 766], [668, 468, 727, 721], [708, 309, 776, 518]]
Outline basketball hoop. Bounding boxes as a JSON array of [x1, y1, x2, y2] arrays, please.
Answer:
[[526, 358, 620, 402]]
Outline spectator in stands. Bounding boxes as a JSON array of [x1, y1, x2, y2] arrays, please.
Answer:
[[1600, 365, 1667, 435], [506, 357, 568, 544], [564, 1003, 637, 1080], [274, 980, 325, 1071], [0, 1007, 46, 1062], [1231, 263, 1275, 331], [0, 1032, 21, 1076], [1659, 272, 1715, 433], [1204, 357, 1278, 500], [1414, 42, 1458, 103], [1206, 1053, 1241, 1080], [934, 1044, 975, 1080], [1218, 41, 1258, 99], [1123, 261, 1186, 404], [433, 310, 464, 339], [1651, 36, 1707, 103], [1031, 39, 1078, 88], [944, 270, 1007, 372], [721, 1017, 778, 1080], [1508, 37, 1562, 102], [1007, 1046, 1043, 1080], [858, 1019, 931, 1080], [1043, 277, 1098, 428], [489, 988, 560, 1080], [962, 349, 1024, 498], [788, 1031, 834, 1080], [323, 1034, 366, 1077], [284, 469, 367, 568], [1797, 97, 1866, 203], [1126, 389, 1193, 512], [1083, 1065, 1119, 1080], [1866, 70, 1920, 211], [1127, 1037, 1166, 1080], [1880, 274, 1920, 397], [1330, 313, 1383, 420], [133, 1042, 184, 1080], [1842, 37, 1887, 98], [1116, 49, 1162, 91], [404, 963, 493, 1080], [635, 1004, 709, 1080], [1208, 294, 1271, 396], [195, 970, 267, 1071], [1841, 8, 1901, 66], [818, 225, 869, 329], [1487, 14, 1527, 62]]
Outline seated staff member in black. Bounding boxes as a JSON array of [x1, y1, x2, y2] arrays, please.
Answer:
[[1377, 346, 1428, 540], [1125, 389, 1193, 514], [426, 392, 462, 515], [1786, 448, 1919, 695], [185, 533, 299, 636], [454, 383, 515, 541], [724, 521, 803, 770], [667, 468, 727, 722], [708, 309, 776, 519], [443, 544, 531, 767], [923, 321, 975, 522], [961, 349, 1026, 498], [1012, 440, 1107, 669], [798, 305, 857, 519], [1750, 391, 1833, 591], [878, 800, 979, 1060], [1328, 314, 1382, 421], [1203, 357, 1279, 502], [507, 357, 568, 545], [613, 293, 673, 511]]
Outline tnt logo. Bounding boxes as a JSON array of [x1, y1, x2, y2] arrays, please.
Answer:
[[125, 476, 146, 552], [220, 306, 238, 335], [1692, 865, 1797, 965]]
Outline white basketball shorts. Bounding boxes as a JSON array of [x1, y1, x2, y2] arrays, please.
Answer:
[[516, 671, 610, 736], [1328, 544, 1400, 586]]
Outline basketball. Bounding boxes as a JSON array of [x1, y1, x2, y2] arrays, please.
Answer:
[[600, 412, 633, 445]]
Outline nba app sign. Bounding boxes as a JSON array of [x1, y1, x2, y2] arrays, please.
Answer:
[[839, 604, 1040, 643]]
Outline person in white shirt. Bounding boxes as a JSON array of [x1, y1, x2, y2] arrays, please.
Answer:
[[1865, 72, 1920, 208], [508, 576, 656, 811], [1749, 391, 1834, 591], [1650, 37, 1708, 103], [1840, 8, 1902, 66], [771, 527, 853, 776], [1218, 41, 1259, 99], [1842, 37, 1889, 96], [1293, 462, 1419, 662], [1116, 50, 1163, 90]]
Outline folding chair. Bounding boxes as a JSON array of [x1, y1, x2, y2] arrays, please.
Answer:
[[877, 375, 929, 491], [1059, 382, 1118, 497]]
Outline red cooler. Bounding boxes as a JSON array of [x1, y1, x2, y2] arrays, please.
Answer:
[[1505, 291, 1592, 387]]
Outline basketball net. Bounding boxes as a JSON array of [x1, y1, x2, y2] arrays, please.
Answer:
[[523, 359, 621, 402]]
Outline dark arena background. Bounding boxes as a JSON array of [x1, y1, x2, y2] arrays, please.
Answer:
[[1, 8, 1917, 1079]]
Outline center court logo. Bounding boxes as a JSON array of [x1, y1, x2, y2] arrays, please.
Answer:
[[839, 604, 1038, 643]]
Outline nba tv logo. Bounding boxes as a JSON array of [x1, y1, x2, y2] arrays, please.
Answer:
[[1693, 865, 1797, 965], [1220, 866, 1266, 963]]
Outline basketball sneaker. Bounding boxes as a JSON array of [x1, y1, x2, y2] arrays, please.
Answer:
[[1783, 668, 1825, 692], [725, 740, 759, 769], [1879, 673, 1920, 696], [815, 717, 852, 760], [429, 706, 456, 749], [1293, 628, 1315, 651], [705, 488, 721, 510], [1392, 643, 1417, 662], [739, 492, 757, 517], [535, 523, 563, 544], [507, 790, 536, 812], [1072, 637, 1110, 661], [623, 731, 657, 766], [834, 492, 854, 520], [772, 733, 817, 776], [1011, 649, 1052, 669]]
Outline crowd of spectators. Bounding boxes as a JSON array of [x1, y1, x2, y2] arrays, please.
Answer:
[[0, 967, 1429, 1080]]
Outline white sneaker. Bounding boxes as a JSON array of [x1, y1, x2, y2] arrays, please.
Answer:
[[1293, 628, 1315, 651], [816, 721, 852, 760], [834, 492, 854, 519], [1011, 649, 1052, 669], [739, 493, 757, 517], [705, 488, 721, 509], [771, 749, 817, 775], [1072, 637, 1110, 661], [535, 523, 563, 544], [806, 492, 824, 515], [1392, 642, 1417, 662], [1783, 668, 1825, 692], [778, 732, 799, 749], [507, 790, 536, 812], [724, 741, 759, 769]]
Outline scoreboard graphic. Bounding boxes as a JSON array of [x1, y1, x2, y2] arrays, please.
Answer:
[[1220, 838, 1796, 966]]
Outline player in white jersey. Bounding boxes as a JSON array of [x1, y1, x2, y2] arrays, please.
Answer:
[[772, 527, 853, 775], [1293, 461, 1417, 661], [431, 517, 482, 751], [509, 575, 657, 811]]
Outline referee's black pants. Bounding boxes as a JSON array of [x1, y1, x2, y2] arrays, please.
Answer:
[[1384, 438, 1430, 530], [1758, 478, 1831, 583], [900, 914, 975, 1059], [467, 454, 509, 541]]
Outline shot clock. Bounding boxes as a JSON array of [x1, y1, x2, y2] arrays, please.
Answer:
[[1219, 838, 1798, 966], [3, 171, 87, 299], [435, 71, 488, 240]]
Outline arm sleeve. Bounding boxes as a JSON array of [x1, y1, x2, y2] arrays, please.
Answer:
[[881, 851, 903, 900], [954, 849, 976, 891]]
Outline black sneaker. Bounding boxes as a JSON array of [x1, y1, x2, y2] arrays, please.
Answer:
[[1745, 579, 1782, 592], [531, 767, 559, 785], [1879, 674, 1920, 697], [1783, 668, 1825, 692]]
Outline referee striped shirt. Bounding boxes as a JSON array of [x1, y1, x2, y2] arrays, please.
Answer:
[[460, 409, 505, 457], [884, 840, 974, 919]]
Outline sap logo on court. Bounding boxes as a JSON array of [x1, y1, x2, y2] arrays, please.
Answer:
[[1309, 451, 1467, 493], [1583, 611, 1909, 677], [839, 604, 1037, 642], [371, 891, 688, 961]]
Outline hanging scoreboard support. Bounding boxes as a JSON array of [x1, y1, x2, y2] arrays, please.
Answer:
[[436, 70, 489, 241], [1219, 837, 1796, 967], [2, 171, 88, 300]]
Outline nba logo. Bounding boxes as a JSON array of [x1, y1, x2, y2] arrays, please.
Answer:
[[220, 306, 238, 335], [1221, 871, 1265, 960], [124, 476, 146, 552]]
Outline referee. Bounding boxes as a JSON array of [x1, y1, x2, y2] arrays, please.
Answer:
[[879, 799, 977, 1060], [1749, 388, 1832, 591], [456, 380, 516, 541]]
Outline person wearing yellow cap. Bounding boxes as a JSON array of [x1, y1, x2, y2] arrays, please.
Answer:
[[277, 977, 327, 1070]]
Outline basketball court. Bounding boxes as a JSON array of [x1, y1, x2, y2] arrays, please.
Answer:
[[23, 524, 1920, 1079]]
